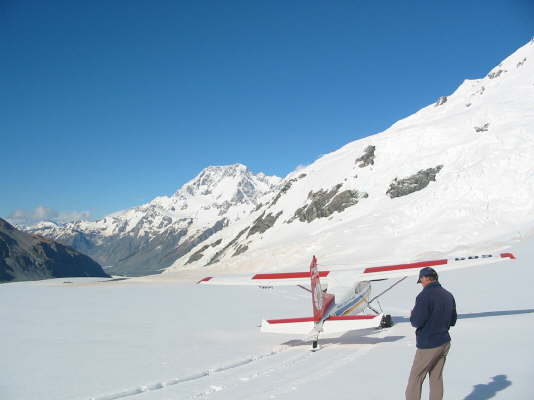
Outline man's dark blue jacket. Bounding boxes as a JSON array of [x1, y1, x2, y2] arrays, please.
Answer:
[[410, 281, 457, 349]]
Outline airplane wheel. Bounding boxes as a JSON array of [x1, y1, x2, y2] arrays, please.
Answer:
[[380, 314, 393, 328], [310, 340, 321, 352]]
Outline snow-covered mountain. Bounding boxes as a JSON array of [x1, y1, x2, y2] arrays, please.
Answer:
[[165, 39, 534, 274], [0, 218, 108, 282], [24, 40, 534, 277], [24, 164, 281, 275]]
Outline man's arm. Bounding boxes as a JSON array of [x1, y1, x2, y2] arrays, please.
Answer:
[[450, 296, 457, 327], [410, 293, 430, 328]]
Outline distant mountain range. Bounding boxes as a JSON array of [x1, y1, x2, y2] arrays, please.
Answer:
[[20, 39, 534, 276], [22, 164, 281, 276], [0, 218, 108, 283]]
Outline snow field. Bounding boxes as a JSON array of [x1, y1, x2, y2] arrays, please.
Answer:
[[2, 234, 534, 399]]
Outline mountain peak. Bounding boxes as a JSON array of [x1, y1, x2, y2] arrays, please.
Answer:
[[174, 164, 281, 202]]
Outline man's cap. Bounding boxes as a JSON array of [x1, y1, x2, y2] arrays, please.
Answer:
[[417, 267, 438, 283]]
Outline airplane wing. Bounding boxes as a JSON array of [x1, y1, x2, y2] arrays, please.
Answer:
[[196, 271, 330, 286], [357, 252, 516, 281], [197, 252, 516, 286]]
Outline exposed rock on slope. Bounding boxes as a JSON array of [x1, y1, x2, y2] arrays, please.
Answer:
[[185, 238, 223, 265], [247, 211, 283, 237], [289, 184, 368, 223], [386, 166, 443, 198], [355, 145, 376, 168], [268, 177, 299, 208], [435, 96, 448, 106], [0, 218, 108, 283], [207, 227, 250, 266], [474, 123, 490, 133]]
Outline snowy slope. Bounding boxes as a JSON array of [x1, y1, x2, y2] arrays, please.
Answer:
[[22, 41, 534, 279], [1, 231, 532, 400], [167, 39, 534, 274]]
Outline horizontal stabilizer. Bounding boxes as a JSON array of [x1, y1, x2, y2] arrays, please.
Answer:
[[261, 314, 383, 335]]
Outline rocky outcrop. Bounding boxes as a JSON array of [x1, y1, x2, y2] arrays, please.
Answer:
[[201, 210, 283, 265], [186, 244, 210, 264], [473, 86, 485, 96], [207, 227, 250, 266], [0, 218, 108, 283], [289, 184, 367, 223], [267, 173, 308, 210], [232, 244, 249, 257], [386, 166, 443, 198], [435, 96, 448, 106], [269, 178, 298, 208], [185, 238, 223, 265], [517, 57, 527, 68], [488, 69, 505, 79], [247, 211, 283, 238], [474, 123, 490, 133], [355, 146, 376, 168]]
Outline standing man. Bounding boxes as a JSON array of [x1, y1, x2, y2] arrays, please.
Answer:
[[405, 267, 457, 400]]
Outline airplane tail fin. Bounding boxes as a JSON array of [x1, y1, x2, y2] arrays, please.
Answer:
[[260, 256, 381, 335], [310, 256, 334, 323]]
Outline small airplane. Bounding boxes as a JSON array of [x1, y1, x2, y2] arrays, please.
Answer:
[[198, 252, 516, 350]]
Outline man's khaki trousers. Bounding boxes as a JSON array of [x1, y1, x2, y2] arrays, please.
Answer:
[[405, 341, 451, 400]]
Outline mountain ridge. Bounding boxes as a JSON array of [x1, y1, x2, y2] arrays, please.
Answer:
[[22, 164, 281, 275], [0, 218, 109, 282], [163, 38, 534, 274], [20, 39, 534, 276]]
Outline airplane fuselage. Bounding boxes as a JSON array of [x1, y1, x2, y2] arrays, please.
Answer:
[[328, 281, 372, 319]]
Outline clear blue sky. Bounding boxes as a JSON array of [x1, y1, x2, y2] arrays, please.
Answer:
[[2, 0, 533, 223]]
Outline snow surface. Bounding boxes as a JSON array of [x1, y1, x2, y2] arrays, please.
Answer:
[[1, 233, 533, 400]]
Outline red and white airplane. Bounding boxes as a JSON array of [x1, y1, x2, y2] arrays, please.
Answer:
[[198, 252, 516, 349]]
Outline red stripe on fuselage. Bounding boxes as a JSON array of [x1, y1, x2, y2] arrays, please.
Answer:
[[197, 277, 213, 284], [363, 259, 448, 274], [252, 271, 330, 280]]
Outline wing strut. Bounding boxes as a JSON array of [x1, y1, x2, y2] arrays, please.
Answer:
[[367, 276, 408, 308]]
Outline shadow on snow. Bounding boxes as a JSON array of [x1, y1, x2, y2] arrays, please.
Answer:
[[463, 374, 512, 400], [282, 328, 405, 347], [281, 309, 534, 348], [392, 308, 534, 324]]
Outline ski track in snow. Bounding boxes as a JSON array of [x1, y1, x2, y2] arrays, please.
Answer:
[[87, 347, 300, 400], [88, 329, 394, 400], [183, 349, 312, 400], [180, 332, 392, 400]]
